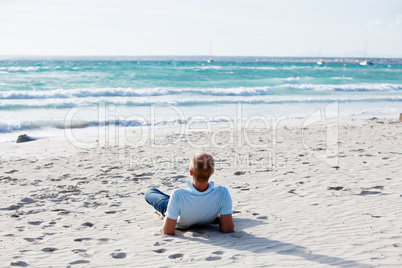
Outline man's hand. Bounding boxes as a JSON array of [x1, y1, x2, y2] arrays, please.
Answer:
[[162, 217, 177, 235], [219, 214, 234, 233]]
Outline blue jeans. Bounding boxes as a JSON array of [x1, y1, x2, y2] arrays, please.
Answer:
[[144, 188, 170, 217]]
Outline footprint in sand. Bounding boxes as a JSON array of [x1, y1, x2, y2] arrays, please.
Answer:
[[74, 237, 91, 242], [82, 222, 94, 227], [206, 256, 221, 261], [28, 221, 43, 226], [43, 162, 54, 168], [69, 260, 90, 265], [371, 186, 384, 190], [230, 232, 245, 238], [10, 261, 28, 267], [41, 247, 57, 252], [359, 186, 384, 195], [172, 175, 186, 179], [31, 180, 42, 186], [72, 249, 87, 253], [359, 191, 382, 195], [9, 204, 23, 210], [20, 197, 36, 204], [328, 186, 344, 191], [192, 232, 204, 238], [111, 252, 126, 259], [5, 169, 18, 174], [168, 253, 183, 259], [105, 211, 117, 214]]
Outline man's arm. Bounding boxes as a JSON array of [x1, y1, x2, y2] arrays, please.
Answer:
[[162, 217, 177, 235], [219, 214, 234, 233]]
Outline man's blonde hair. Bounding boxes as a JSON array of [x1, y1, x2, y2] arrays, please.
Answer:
[[190, 153, 214, 182]]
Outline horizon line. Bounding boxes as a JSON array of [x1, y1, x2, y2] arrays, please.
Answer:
[[1, 54, 401, 60]]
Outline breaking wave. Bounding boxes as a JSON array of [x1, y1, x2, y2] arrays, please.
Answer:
[[0, 66, 41, 73], [1, 83, 401, 100]]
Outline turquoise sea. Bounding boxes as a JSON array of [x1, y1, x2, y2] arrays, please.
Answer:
[[1, 56, 402, 141]]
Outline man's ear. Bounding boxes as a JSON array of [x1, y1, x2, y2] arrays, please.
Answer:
[[190, 169, 193, 176]]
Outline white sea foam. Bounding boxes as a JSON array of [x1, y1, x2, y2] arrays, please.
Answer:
[[0, 87, 169, 99], [0, 116, 243, 134], [287, 83, 402, 92], [1, 95, 401, 133], [197, 87, 273, 96], [4, 83, 399, 100], [283, 77, 300, 82], [281, 77, 311, 83], [2, 94, 402, 110], [0, 86, 275, 99], [172, 66, 224, 70], [244, 67, 278, 70], [0, 118, 143, 133], [332, 77, 354, 81], [0, 66, 40, 73]]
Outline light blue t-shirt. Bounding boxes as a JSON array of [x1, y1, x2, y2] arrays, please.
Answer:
[[165, 181, 233, 228]]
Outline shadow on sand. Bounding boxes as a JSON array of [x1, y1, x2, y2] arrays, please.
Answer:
[[175, 218, 365, 267]]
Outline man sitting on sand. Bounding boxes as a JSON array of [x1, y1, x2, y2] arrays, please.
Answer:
[[144, 152, 234, 235]]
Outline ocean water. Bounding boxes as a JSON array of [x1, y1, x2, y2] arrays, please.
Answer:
[[1, 57, 402, 142]]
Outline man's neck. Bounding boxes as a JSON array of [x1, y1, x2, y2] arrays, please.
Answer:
[[192, 178, 209, 192]]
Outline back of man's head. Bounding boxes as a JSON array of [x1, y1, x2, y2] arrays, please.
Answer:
[[190, 153, 214, 183]]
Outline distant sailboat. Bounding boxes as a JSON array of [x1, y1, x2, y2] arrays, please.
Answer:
[[316, 42, 324, 65], [207, 41, 214, 63], [360, 41, 372, 65]]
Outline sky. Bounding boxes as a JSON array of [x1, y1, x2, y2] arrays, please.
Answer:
[[0, 0, 401, 57]]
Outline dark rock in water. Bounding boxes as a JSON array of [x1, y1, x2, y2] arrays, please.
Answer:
[[16, 134, 36, 143]]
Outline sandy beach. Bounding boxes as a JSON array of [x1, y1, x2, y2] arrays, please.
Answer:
[[2, 0, 402, 266], [1, 116, 401, 267]]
